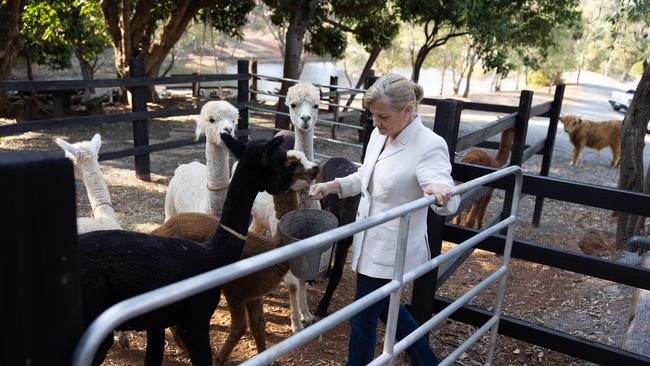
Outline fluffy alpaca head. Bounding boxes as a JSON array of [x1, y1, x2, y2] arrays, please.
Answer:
[[221, 133, 319, 194], [285, 82, 321, 131], [286, 150, 319, 189], [560, 115, 582, 134], [55, 133, 102, 179], [195, 101, 239, 145]]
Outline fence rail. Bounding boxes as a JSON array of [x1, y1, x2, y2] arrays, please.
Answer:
[[72, 166, 522, 366], [0, 73, 247, 92]]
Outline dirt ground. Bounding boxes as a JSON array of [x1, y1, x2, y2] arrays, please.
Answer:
[[0, 85, 641, 365]]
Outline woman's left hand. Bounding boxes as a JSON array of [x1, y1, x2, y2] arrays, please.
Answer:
[[424, 183, 452, 207]]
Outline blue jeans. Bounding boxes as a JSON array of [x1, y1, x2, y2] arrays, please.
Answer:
[[346, 273, 439, 366]]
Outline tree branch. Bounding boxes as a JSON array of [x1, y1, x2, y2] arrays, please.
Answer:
[[322, 17, 356, 33], [129, 0, 155, 49], [101, 0, 122, 50]]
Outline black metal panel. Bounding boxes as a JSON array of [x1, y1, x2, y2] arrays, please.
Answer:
[[444, 224, 650, 290], [432, 297, 650, 365], [452, 162, 650, 217], [0, 152, 81, 366], [0, 73, 248, 91]]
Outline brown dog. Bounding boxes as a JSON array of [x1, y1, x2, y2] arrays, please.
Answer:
[[560, 114, 622, 167]]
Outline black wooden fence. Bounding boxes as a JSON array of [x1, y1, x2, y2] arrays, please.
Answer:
[[1, 59, 649, 365]]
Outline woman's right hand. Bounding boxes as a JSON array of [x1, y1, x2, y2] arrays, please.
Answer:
[[308, 182, 335, 200]]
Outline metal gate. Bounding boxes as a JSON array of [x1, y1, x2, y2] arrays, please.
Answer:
[[73, 165, 522, 366]]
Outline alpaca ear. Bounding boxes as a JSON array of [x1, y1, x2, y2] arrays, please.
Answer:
[[54, 137, 79, 159], [90, 133, 102, 153], [195, 118, 206, 141], [221, 133, 245, 159]]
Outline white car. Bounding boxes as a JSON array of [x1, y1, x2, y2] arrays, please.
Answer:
[[608, 89, 635, 111]]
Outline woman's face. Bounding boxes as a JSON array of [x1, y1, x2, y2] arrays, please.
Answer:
[[368, 97, 412, 137]]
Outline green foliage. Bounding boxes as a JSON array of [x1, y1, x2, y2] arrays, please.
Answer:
[[305, 23, 347, 59], [630, 60, 646, 78], [21, 1, 71, 69], [198, 0, 256, 39], [263, 0, 399, 57], [395, 0, 582, 76], [20, 0, 110, 70]]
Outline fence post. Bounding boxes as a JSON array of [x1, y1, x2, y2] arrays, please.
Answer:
[[329, 75, 340, 139], [410, 99, 462, 326], [532, 84, 565, 226], [360, 72, 378, 162], [237, 59, 250, 142], [251, 60, 258, 103], [128, 56, 151, 181], [0, 152, 82, 366], [192, 72, 201, 109], [501, 90, 533, 221]]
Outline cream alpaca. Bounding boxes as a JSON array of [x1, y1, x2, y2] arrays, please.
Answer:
[[165, 101, 238, 220], [55, 134, 121, 234], [248, 82, 322, 333]]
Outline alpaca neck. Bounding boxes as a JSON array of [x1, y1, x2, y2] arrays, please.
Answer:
[[205, 165, 259, 260], [495, 129, 515, 167], [273, 190, 299, 220], [79, 161, 116, 220], [294, 128, 314, 161], [206, 141, 230, 216]]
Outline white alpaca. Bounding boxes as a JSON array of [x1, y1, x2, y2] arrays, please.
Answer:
[[249, 82, 322, 333], [55, 134, 121, 234], [165, 101, 238, 221], [56, 133, 132, 349]]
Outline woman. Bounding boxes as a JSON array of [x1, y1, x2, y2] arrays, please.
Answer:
[[308, 73, 459, 365]]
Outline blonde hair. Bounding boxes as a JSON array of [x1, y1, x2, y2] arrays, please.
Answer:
[[363, 73, 424, 113]]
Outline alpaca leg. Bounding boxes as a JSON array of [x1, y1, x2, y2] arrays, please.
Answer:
[[476, 192, 493, 229], [316, 240, 350, 317], [465, 202, 478, 228], [117, 331, 131, 348], [571, 145, 583, 166], [285, 273, 304, 333], [245, 298, 268, 353], [216, 299, 248, 365], [144, 328, 165, 366], [611, 145, 621, 167], [297, 278, 316, 325], [176, 320, 213, 366]]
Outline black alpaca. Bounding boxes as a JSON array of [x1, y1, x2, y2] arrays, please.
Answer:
[[315, 157, 360, 317], [79, 134, 303, 366]]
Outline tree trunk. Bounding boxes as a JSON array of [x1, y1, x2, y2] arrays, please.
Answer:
[[0, 0, 26, 116], [411, 45, 431, 84], [343, 45, 382, 110], [462, 52, 477, 98], [275, 0, 318, 129], [617, 60, 650, 246], [75, 46, 96, 99]]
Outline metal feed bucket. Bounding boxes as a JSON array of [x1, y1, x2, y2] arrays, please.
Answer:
[[279, 209, 339, 280]]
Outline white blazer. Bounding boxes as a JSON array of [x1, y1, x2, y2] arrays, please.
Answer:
[[336, 116, 460, 279]]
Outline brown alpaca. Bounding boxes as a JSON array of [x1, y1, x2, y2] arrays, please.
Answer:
[[452, 128, 515, 228], [560, 114, 622, 167], [153, 190, 300, 365]]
